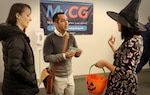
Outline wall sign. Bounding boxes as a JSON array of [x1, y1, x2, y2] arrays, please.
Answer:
[[40, 0, 93, 35]]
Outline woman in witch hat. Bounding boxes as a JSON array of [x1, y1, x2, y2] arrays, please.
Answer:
[[95, 0, 146, 94]]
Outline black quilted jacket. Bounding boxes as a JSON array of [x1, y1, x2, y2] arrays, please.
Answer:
[[0, 23, 39, 95]]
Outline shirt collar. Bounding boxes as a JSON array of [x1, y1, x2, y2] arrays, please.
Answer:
[[54, 29, 66, 37]]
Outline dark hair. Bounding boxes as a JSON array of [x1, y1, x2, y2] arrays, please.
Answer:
[[52, 12, 65, 22], [6, 3, 31, 25], [148, 16, 150, 22], [121, 25, 141, 40]]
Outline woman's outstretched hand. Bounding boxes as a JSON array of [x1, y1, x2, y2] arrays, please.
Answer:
[[95, 60, 116, 73], [95, 60, 107, 68]]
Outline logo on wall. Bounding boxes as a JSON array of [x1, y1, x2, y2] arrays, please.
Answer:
[[40, 0, 93, 35]]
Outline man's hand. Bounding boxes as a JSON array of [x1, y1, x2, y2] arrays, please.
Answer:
[[65, 51, 76, 58]]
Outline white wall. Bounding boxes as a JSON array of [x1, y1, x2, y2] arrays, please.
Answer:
[[0, 0, 149, 82]]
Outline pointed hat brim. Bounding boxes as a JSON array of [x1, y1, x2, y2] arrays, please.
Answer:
[[107, 11, 147, 31]]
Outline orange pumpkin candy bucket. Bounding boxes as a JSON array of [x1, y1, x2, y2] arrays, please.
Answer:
[[86, 64, 107, 95]]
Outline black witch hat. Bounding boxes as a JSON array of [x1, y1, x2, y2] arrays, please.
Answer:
[[107, 0, 146, 31]]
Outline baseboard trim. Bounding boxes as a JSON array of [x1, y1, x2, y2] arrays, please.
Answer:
[[73, 68, 150, 79], [0, 69, 149, 84]]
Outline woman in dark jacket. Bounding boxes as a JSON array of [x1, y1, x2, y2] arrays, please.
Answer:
[[0, 3, 39, 95]]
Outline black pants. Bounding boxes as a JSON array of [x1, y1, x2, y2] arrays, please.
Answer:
[[136, 52, 150, 73]]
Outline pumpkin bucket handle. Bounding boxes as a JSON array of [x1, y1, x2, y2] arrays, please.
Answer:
[[89, 64, 106, 77]]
